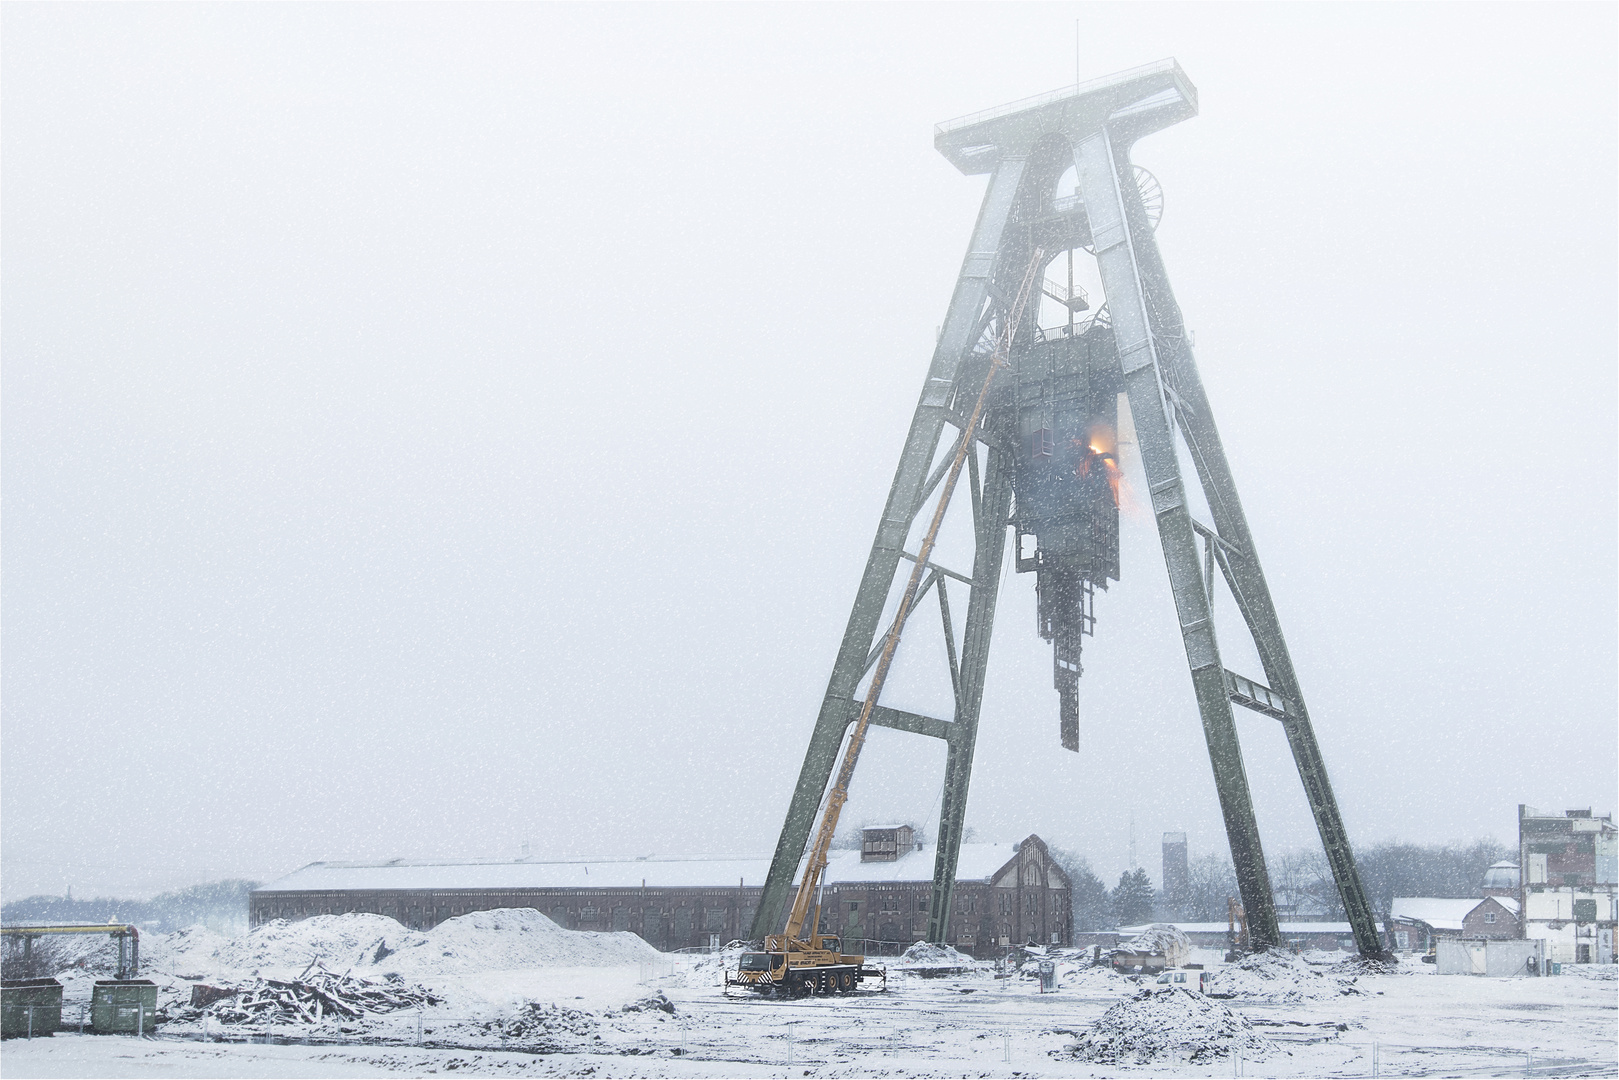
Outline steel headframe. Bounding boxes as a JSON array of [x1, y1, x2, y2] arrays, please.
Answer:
[[751, 60, 1386, 961]]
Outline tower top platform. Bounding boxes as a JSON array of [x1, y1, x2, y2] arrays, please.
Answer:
[[934, 59, 1198, 175]]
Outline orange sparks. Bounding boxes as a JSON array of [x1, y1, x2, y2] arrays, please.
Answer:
[[1073, 436, 1125, 508]]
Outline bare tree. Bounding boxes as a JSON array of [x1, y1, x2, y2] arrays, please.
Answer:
[[1184, 853, 1237, 922]]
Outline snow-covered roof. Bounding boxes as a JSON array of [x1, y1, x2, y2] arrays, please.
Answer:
[[1390, 898, 1479, 931], [255, 843, 1020, 895], [823, 844, 1016, 885], [1491, 896, 1520, 916], [255, 856, 776, 894]]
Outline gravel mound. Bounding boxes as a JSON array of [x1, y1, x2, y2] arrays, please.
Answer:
[[384, 908, 659, 975], [897, 941, 975, 967], [476, 1001, 600, 1052], [1067, 987, 1276, 1064], [1214, 948, 1360, 1001]]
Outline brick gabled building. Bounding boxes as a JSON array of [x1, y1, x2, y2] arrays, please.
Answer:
[[250, 828, 1070, 958]]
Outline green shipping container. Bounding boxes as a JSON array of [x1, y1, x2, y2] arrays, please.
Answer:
[[90, 980, 157, 1034], [1, 978, 64, 1038]]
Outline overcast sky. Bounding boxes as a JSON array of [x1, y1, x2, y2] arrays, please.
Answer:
[[4, 3, 1614, 901]]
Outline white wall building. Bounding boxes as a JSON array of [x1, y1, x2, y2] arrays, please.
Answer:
[[1519, 805, 1617, 965]]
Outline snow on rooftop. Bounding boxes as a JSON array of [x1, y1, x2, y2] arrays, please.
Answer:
[[1390, 897, 1482, 931], [824, 844, 1015, 885], [255, 843, 1019, 894]]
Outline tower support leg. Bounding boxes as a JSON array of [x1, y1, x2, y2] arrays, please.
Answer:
[[750, 156, 1029, 941], [1073, 128, 1281, 948], [926, 444, 1015, 943], [1086, 126, 1384, 958]]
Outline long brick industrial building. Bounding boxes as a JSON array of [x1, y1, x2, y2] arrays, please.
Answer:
[[251, 828, 1071, 958]]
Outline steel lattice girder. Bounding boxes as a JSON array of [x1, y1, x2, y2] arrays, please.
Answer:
[[751, 60, 1384, 961]]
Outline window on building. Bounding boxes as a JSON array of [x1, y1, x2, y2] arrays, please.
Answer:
[[1483, 912, 1496, 924], [1395, 931, 1409, 949]]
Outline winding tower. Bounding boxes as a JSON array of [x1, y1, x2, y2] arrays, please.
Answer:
[[751, 61, 1385, 959]]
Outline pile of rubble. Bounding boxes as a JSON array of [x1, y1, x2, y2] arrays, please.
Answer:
[[897, 941, 975, 968], [1066, 986, 1277, 1064], [1214, 949, 1360, 1002], [184, 962, 439, 1026]]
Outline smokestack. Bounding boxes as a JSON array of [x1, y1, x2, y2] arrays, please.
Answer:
[[1162, 832, 1189, 900]]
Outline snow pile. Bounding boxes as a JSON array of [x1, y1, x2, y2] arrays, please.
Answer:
[[1067, 987, 1276, 1064], [1214, 949, 1359, 1001], [666, 948, 740, 988], [213, 914, 424, 975], [143, 925, 233, 977], [1059, 962, 1137, 994], [897, 941, 975, 968], [1118, 924, 1191, 961], [384, 909, 658, 976], [1563, 963, 1618, 982]]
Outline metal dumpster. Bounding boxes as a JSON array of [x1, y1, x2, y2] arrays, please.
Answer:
[[1, 978, 63, 1038], [91, 979, 157, 1034]]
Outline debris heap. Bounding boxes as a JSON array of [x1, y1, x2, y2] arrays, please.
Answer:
[[191, 963, 439, 1026], [1214, 949, 1360, 1001], [898, 941, 975, 968], [1067, 987, 1276, 1064]]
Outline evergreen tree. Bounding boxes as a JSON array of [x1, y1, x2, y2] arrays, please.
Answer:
[[1048, 847, 1113, 930], [1110, 868, 1156, 927]]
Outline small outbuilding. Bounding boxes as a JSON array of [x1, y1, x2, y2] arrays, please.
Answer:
[[1390, 896, 1521, 951]]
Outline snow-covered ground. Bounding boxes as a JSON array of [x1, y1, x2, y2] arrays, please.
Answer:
[[3, 911, 1614, 1077]]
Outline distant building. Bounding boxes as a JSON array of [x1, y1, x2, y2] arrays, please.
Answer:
[[1480, 860, 1520, 899], [1519, 805, 1617, 964], [1389, 896, 1520, 951], [249, 828, 1070, 958], [858, 825, 915, 862], [1161, 832, 1188, 903]]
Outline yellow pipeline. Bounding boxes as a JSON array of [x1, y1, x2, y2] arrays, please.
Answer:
[[1, 925, 138, 936]]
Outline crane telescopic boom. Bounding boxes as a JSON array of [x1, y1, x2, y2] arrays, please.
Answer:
[[779, 250, 1046, 943]]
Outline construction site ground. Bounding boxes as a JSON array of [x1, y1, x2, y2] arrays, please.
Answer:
[[1, 915, 1614, 1078]]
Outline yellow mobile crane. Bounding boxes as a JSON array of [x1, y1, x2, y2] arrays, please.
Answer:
[[728, 252, 1045, 997]]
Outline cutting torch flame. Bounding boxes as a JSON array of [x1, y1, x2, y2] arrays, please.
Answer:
[[1074, 425, 1124, 508]]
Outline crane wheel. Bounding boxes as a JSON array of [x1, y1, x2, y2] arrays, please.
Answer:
[[839, 970, 853, 992]]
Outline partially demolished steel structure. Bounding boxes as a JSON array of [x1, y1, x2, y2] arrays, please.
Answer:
[[751, 61, 1385, 960]]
